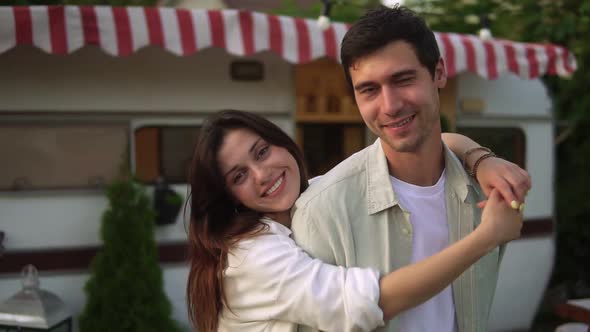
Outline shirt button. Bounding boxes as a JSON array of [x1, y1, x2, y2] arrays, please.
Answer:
[[402, 228, 410, 235]]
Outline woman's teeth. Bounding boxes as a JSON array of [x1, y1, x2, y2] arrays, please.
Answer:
[[265, 176, 283, 196]]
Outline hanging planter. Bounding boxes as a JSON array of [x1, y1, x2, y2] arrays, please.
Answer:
[[154, 178, 183, 226]]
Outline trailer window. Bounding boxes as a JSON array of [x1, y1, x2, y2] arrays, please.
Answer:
[[296, 123, 366, 178], [0, 124, 128, 191], [455, 127, 526, 168], [134, 126, 201, 184]]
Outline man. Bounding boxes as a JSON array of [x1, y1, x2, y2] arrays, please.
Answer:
[[291, 5, 529, 332]]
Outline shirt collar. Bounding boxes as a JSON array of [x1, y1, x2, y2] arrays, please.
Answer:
[[365, 139, 474, 215], [366, 139, 398, 215], [442, 142, 473, 203], [260, 217, 292, 237]]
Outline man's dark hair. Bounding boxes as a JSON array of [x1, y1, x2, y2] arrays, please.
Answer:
[[340, 5, 440, 89]]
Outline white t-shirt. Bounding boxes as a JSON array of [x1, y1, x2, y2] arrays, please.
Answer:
[[390, 172, 457, 332], [218, 218, 384, 332]]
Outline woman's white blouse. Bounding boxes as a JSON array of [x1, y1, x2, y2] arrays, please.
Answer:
[[218, 218, 384, 332]]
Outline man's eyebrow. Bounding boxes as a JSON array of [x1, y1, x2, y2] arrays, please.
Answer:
[[353, 69, 417, 91], [223, 138, 262, 178], [390, 69, 417, 80]]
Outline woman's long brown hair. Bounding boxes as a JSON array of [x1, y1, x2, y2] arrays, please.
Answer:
[[186, 110, 308, 332]]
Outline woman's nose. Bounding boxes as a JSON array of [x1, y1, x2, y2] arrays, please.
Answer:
[[252, 165, 271, 185]]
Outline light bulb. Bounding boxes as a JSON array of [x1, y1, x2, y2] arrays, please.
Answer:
[[317, 15, 331, 31], [478, 28, 492, 40]]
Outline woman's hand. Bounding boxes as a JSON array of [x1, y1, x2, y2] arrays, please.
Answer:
[[440, 133, 531, 208], [476, 157, 531, 210], [477, 189, 523, 250]]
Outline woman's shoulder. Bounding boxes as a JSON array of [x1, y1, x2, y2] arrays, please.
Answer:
[[231, 218, 291, 249], [226, 219, 296, 274]]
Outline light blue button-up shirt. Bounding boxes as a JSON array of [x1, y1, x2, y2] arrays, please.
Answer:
[[292, 139, 503, 332]]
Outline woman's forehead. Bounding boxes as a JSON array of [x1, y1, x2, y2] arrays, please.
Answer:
[[218, 128, 261, 172]]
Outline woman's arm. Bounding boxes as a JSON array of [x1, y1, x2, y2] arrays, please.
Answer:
[[223, 226, 384, 331], [442, 132, 531, 208], [378, 189, 521, 320], [225, 191, 520, 331]]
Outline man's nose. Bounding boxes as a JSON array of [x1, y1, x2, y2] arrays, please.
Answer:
[[381, 86, 403, 115]]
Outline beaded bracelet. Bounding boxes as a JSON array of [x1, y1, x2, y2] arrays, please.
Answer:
[[470, 152, 497, 178], [462, 146, 492, 170]]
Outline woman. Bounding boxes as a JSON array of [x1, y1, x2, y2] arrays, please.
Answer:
[[187, 110, 526, 332]]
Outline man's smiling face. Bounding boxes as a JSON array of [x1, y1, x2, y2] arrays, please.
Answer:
[[350, 40, 447, 154]]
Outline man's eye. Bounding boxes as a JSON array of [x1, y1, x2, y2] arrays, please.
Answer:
[[361, 87, 376, 95], [397, 77, 414, 85]]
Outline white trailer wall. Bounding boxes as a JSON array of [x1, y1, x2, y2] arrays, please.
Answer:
[[0, 46, 295, 331], [457, 73, 555, 331]]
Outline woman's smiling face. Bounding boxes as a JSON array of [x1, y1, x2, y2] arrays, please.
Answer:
[[217, 128, 301, 221]]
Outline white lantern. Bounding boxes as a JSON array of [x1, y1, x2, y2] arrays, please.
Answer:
[[0, 265, 72, 332]]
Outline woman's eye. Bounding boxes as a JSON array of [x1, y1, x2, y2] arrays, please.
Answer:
[[257, 145, 270, 159], [233, 171, 246, 184]]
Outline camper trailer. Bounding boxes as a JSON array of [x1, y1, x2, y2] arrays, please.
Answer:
[[0, 6, 576, 331]]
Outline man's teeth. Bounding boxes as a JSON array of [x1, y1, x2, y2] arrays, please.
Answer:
[[266, 176, 283, 195], [391, 116, 413, 128]]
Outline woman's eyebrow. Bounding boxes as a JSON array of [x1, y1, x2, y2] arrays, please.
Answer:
[[249, 138, 262, 155], [223, 138, 262, 178]]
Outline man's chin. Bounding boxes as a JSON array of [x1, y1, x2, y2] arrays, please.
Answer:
[[381, 136, 420, 153], [394, 144, 420, 153]]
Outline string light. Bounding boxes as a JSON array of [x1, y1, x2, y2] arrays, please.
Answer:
[[318, 0, 489, 40], [381, 0, 404, 7], [478, 14, 492, 40], [317, 0, 332, 31]]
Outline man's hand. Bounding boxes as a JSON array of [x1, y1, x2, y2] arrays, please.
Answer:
[[475, 157, 531, 210]]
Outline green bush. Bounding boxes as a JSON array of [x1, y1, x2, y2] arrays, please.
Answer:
[[79, 178, 181, 332]]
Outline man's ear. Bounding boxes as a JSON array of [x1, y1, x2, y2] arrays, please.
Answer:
[[434, 58, 447, 88]]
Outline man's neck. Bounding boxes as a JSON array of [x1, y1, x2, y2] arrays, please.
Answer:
[[265, 211, 292, 228], [383, 137, 445, 187]]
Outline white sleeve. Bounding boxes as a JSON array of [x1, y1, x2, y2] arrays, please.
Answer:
[[223, 232, 384, 332]]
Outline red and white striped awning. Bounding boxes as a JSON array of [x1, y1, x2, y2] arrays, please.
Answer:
[[0, 5, 577, 80]]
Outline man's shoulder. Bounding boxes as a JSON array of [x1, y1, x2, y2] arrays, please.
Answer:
[[442, 143, 484, 198], [296, 146, 370, 209]]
